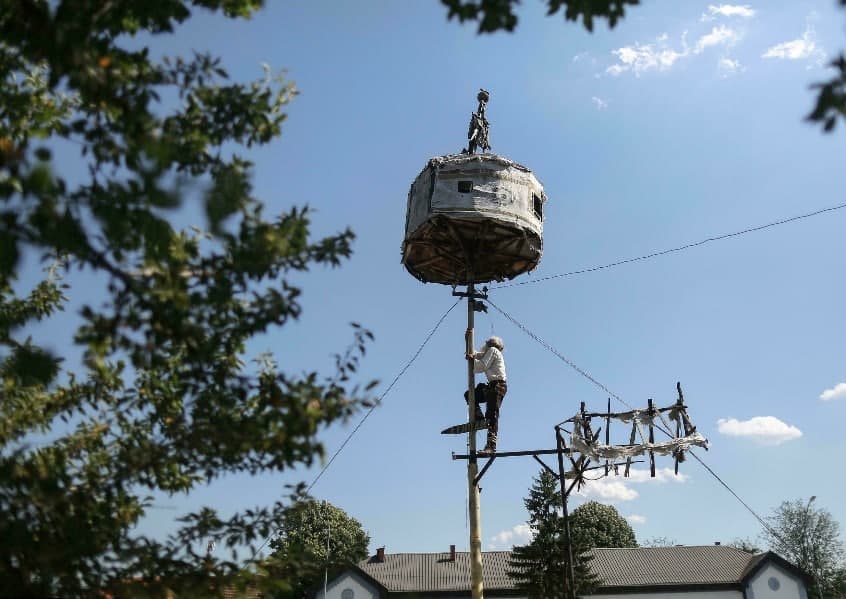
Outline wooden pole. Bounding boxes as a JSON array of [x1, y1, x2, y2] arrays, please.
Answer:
[[466, 281, 484, 599]]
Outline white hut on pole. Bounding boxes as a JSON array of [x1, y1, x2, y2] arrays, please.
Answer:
[[402, 152, 546, 285]]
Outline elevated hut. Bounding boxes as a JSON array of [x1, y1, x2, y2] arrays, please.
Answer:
[[402, 153, 547, 285], [402, 89, 546, 286]]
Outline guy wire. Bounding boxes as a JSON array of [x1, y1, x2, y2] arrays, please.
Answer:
[[485, 296, 783, 543], [252, 299, 461, 559], [493, 201, 846, 289]]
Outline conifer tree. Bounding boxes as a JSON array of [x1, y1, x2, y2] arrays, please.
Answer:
[[508, 470, 598, 598]]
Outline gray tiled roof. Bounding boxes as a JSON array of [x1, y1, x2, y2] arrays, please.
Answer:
[[359, 551, 516, 592], [357, 546, 763, 593], [590, 546, 759, 587]]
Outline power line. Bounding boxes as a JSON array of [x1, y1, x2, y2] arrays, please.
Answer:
[[251, 299, 460, 558], [486, 297, 781, 542], [687, 450, 782, 541], [494, 202, 846, 289], [485, 298, 633, 410], [306, 298, 460, 494]]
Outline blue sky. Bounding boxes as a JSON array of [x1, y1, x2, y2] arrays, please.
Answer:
[[28, 1, 846, 555]]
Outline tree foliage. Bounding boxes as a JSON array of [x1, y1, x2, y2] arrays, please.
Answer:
[[762, 498, 846, 599], [729, 538, 762, 554], [570, 500, 637, 550], [508, 469, 597, 599], [440, 0, 639, 34], [440, 0, 846, 133], [0, 2, 373, 596], [265, 498, 370, 598], [640, 536, 677, 548]]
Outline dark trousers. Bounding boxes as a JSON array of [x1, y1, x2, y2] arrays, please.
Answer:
[[464, 381, 508, 449]]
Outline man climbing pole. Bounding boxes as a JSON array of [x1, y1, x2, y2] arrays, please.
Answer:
[[465, 336, 507, 454]]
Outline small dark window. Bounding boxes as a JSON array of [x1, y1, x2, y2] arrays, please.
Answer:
[[457, 180, 473, 193], [533, 194, 543, 220]]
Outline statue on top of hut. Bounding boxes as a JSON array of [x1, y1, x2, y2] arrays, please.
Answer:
[[464, 88, 491, 155]]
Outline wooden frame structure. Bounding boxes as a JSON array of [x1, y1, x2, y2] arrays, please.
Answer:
[[451, 383, 708, 599]]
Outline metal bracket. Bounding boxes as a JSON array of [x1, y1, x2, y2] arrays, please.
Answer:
[[451, 285, 489, 300]]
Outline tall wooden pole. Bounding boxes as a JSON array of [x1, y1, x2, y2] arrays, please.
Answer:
[[466, 281, 484, 599]]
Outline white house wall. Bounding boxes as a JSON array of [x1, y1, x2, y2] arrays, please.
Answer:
[[747, 562, 808, 599], [313, 571, 379, 599], [590, 590, 744, 599]]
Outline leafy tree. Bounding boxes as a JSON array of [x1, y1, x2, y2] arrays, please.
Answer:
[[762, 498, 846, 599], [729, 538, 762, 554], [508, 469, 597, 599], [440, 0, 846, 133], [570, 500, 637, 549], [807, 1, 846, 132], [0, 2, 373, 596], [265, 498, 370, 598], [440, 0, 639, 33], [640, 536, 677, 548]]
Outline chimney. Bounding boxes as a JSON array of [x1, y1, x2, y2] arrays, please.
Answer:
[[450, 544, 456, 561], [714, 542, 721, 546], [376, 547, 386, 562]]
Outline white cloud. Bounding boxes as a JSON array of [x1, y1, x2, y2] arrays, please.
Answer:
[[625, 467, 689, 484], [488, 523, 531, 549], [575, 467, 687, 503], [577, 478, 639, 502], [762, 20, 826, 67], [701, 4, 756, 21], [696, 25, 741, 53], [820, 382, 846, 402], [626, 514, 647, 524], [606, 37, 688, 77], [572, 51, 590, 63], [718, 57, 744, 77], [591, 96, 608, 110], [717, 416, 803, 445], [606, 25, 739, 77]]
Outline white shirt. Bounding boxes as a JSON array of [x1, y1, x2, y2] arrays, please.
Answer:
[[473, 345, 506, 382]]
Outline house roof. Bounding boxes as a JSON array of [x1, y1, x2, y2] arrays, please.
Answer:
[[353, 546, 793, 594], [590, 546, 759, 588], [356, 551, 516, 592]]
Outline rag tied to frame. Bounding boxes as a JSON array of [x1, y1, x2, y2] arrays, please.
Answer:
[[566, 398, 709, 466]]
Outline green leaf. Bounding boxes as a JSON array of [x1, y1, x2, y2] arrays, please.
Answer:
[[0, 229, 19, 278]]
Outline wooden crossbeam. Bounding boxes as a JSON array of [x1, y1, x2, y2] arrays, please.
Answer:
[[452, 448, 569, 460]]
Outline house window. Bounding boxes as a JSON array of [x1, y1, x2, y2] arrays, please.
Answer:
[[457, 180, 473, 193], [768, 577, 780, 591], [533, 193, 543, 220]]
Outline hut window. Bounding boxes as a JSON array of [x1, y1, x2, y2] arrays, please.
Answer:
[[533, 194, 543, 220], [457, 180, 473, 193]]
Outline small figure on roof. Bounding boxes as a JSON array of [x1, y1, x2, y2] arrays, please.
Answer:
[[464, 335, 507, 454], [464, 89, 491, 155]]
